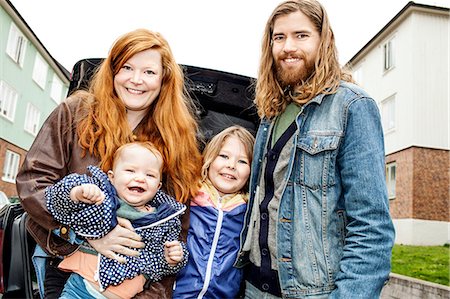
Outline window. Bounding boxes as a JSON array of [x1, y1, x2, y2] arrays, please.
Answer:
[[50, 74, 63, 103], [383, 38, 395, 71], [382, 95, 395, 132], [2, 150, 20, 183], [6, 23, 27, 67], [353, 66, 363, 86], [386, 163, 396, 199], [32, 54, 49, 89], [0, 81, 18, 121], [24, 103, 41, 136]]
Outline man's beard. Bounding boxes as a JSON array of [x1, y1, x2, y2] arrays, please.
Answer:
[[275, 55, 315, 88]]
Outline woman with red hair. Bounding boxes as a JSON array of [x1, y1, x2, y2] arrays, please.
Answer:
[[16, 28, 202, 299]]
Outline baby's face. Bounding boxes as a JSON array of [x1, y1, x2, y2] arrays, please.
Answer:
[[108, 145, 162, 208]]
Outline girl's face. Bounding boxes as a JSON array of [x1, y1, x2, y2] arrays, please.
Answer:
[[114, 49, 163, 114], [208, 136, 251, 196]]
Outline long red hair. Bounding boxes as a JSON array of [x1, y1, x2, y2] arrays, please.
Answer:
[[76, 29, 201, 203]]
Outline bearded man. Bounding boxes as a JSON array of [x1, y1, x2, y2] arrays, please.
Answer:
[[235, 1, 395, 298]]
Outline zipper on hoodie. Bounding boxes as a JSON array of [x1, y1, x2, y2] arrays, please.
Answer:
[[197, 197, 224, 299]]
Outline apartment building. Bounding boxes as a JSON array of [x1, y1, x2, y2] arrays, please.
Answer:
[[347, 1, 449, 245], [0, 0, 70, 198]]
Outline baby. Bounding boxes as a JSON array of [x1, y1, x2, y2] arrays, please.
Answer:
[[46, 141, 186, 299]]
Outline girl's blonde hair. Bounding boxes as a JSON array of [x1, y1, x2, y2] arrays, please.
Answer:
[[255, 0, 353, 119], [75, 28, 201, 203], [201, 126, 255, 193]]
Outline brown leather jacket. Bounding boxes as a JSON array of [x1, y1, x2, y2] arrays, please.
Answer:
[[16, 95, 190, 298]]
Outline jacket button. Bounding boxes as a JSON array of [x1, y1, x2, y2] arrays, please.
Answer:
[[262, 283, 269, 291], [313, 138, 318, 148], [261, 213, 268, 220], [261, 248, 268, 256]]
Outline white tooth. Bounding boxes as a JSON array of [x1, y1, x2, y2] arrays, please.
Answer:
[[128, 88, 143, 94]]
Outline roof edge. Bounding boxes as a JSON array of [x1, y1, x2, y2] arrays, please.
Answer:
[[1, 0, 71, 82], [346, 1, 449, 67]]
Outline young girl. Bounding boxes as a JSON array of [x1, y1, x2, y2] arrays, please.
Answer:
[[173, 125, 255, 299]]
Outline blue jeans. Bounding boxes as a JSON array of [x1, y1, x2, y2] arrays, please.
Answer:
[[59, 273, 108, 299], [244, 281, 282, 299]]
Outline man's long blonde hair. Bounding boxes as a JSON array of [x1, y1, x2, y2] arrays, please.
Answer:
[[255, 0, 353, 119], [76, 28, 201, 203]]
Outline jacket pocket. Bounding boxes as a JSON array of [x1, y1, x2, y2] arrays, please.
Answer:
[[337, 209, 347, 247], [295, 134, 340, 189]]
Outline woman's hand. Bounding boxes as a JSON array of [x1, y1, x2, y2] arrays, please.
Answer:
[[87, 217, 145, 263]]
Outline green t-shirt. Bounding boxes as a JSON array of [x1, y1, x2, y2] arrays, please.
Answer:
[[272, 102, 301, 147]]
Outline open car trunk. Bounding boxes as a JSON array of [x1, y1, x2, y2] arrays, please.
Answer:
[[68, 58, 259, 143], [1, 60, 259, 298]]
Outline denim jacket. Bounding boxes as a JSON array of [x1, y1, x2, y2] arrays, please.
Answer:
[[236, 81, 395, 298]]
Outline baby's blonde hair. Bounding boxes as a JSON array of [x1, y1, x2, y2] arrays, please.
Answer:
[[112, 141, 163, 174]]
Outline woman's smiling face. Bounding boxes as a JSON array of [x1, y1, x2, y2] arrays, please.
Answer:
[[114, 48, 163, 114]]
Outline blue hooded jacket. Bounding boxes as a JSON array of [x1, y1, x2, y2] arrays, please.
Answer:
[[173, 181, 247, 299]]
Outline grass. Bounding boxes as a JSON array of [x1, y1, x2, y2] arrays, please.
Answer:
[[391, 244, 450, 286]]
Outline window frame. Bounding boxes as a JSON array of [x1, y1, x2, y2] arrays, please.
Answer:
[[50, 74, 63, 104], [386, 162, 396, 200], [32, 54, 49, 89], [381, 95, 396, 133], [6, 23, 27, 67], [0, 80, 18, 122], [383, 38, 395, 72], [352, 65, 363, 86], [2, 150, 21, 183], [24, 102, 41, 136]]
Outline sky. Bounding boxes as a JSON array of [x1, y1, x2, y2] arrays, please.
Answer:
[[8, 0, 450, 78]]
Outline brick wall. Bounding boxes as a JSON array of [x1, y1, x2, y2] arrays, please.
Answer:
[[0, 139, 27, 198], [412, 147, 449, 221], [386, 146, 449, 222], [386, 148, 414, 218]]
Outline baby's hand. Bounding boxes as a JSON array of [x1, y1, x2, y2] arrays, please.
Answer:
[[70, 184, 105, 205], [164, 240, 183, 266]]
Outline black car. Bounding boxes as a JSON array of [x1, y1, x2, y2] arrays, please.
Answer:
[[68, 58, 259, 143], [0, 60, 258, 298]]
